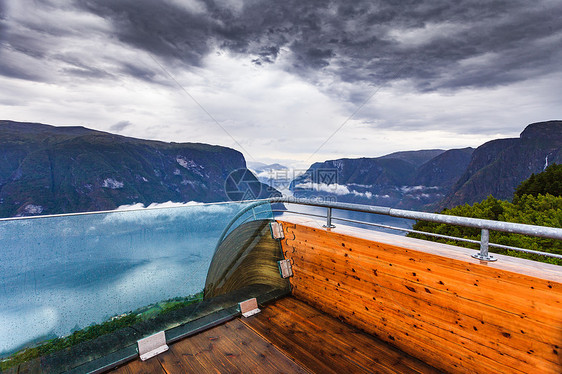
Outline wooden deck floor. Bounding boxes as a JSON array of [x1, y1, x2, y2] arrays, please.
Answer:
[[112, 297, 440, 374]]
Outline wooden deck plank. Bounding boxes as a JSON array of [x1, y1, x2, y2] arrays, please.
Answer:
[[217, 319, 309, 373], [113, 313, 309, 374], [243, 301, 402, 374], [112, 355, 167, 374], [242, 297, 441, 374], [240, 312, 343, 374], [154, 347, 196, 374], [274, 297, 439, 374]]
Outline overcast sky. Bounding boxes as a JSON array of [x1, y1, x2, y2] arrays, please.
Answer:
[[1, 0, 561, 168]]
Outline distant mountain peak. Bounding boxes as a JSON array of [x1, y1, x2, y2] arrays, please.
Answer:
[[440, 120, 562, 209], [378, 149, 445, 167], [291, 120, 561, 212], [520, 120, 562, 141]]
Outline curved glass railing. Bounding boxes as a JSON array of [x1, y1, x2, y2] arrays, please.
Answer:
[[0, 200, 283, 373]]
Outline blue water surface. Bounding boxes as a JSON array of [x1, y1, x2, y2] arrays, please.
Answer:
[[0, 202, 264, 355]]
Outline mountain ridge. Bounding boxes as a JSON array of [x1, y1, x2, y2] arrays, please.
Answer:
[[290, 148, 473, 210], [2, 120, 560, 216], [0, 120, 275, 217], [291, 120, 561, 211], [440, 120, 562, 208]]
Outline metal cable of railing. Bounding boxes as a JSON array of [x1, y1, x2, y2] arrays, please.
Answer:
[[270, 197, 562, 261]]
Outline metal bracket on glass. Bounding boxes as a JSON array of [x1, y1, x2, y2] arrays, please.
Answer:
[[471, 228, 497, 262], [137, 331, 169, 361], [270, 221, 285, 239], [240, 298, 261, 317], [278, 259, 293, 278]]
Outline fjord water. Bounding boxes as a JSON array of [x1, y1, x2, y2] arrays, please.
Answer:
[[0, 202, 268, 355]]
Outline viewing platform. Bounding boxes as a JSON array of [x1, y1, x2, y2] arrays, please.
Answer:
[[1, 199, 561, 373]]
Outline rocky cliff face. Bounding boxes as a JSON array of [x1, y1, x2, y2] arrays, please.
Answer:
[[291, 148, 473, 210], [0, 121, 274, 217], [440, 121, 562, 208], [413, 148, 475, 189]]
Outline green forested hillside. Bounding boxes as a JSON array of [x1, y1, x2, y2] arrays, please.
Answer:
[[408, 166, 562, 265], [514, 164, 562, 198]]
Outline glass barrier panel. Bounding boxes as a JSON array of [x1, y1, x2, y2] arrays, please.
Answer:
[[0, 201, 273, 372]]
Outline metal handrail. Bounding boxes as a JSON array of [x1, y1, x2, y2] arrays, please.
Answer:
[[274, 209, 562, 260], [269, 197, 562, 261], [0, 199, 268, 222]]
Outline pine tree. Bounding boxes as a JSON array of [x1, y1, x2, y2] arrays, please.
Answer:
[[514, 164, 562, 199]]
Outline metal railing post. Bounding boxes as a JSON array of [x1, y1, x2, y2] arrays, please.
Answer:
[[323, 207, 335, 228], [471, 228, 497, 261]]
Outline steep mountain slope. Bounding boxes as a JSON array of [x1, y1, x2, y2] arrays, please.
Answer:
[[414, 147, 474, 189], [291, 150, 467, 210], [293, 157, 415, 189], [0, 120, 274, 217], [441, 121, 562, 208]]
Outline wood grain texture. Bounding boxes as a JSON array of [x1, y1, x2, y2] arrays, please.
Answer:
[[112, 355, 166, 374], [242, 297, 440, 374], [112, 318, 308, 374], [279, 219, 562, 374]]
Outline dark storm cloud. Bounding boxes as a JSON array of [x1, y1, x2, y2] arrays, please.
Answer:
[[119, 62, 158, 82], [71, 0, 562, 92], [110, 120, 132, 132], [4, 0, 562, 94], [0, 62, 43, 81], [0, 0, 5, 31], [56, 53, 115, 79], [75, 0, 215, 66]]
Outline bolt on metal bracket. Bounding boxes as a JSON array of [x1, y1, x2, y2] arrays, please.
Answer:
[[270, 221, 285, 239], [278, 259, 293, 278], [137, 331, 169, 361]]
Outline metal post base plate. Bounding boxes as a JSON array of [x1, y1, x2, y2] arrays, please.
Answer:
[[471, 253, 497, 262]]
